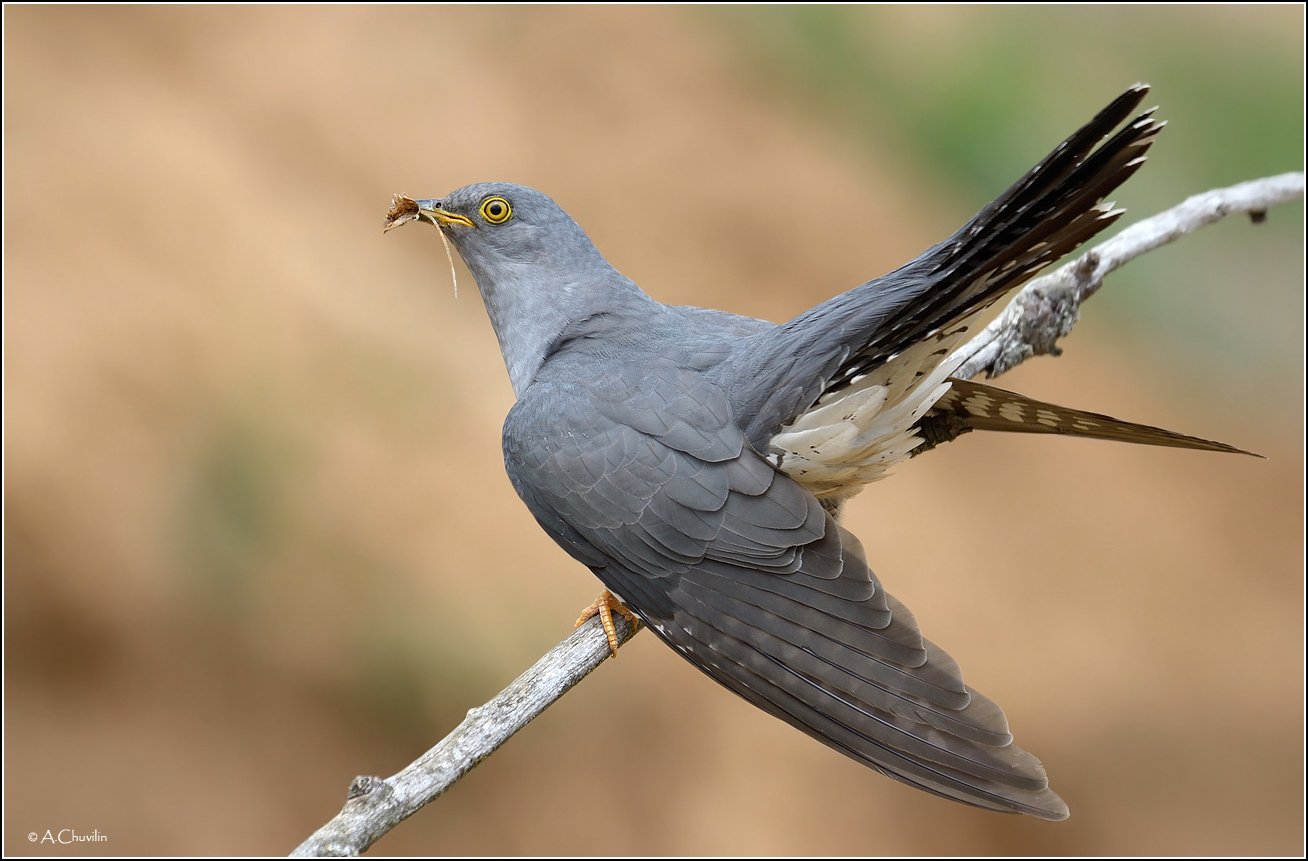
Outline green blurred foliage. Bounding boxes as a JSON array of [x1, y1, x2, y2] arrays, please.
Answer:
[[718, 7, 1302, 193]]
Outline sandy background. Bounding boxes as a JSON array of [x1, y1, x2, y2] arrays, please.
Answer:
[[5, 6, 1303, 856]]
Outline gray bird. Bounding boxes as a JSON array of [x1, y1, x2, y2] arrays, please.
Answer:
[[386, 85, 1247, 820]]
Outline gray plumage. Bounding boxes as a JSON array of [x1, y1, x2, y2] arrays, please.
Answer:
[[395, 85, 1247, 821]]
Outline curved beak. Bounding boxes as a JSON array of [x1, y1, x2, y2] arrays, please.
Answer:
[[416, 199, 475, 229]]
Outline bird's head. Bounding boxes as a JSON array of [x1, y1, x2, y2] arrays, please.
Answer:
[[391, 182, 610, 286], [385, 182, 647, 395]]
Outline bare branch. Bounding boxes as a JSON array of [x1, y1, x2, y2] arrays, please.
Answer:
[[292, 172, 1302, 856], [951, 172, 1304, 381], [291, 613, 637, 857]]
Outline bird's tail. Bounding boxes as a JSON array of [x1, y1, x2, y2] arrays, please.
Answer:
[[736, 84, 1165, 449], [914, 378, 1257, 456]]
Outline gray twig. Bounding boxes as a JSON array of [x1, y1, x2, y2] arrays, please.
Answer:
[[291, 171, 1302, 857], [291, 614, 636, 857]]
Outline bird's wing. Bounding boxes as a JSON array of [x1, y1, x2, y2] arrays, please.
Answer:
[[504, 359, 1068, 819], [723, 85, 1161, 468]]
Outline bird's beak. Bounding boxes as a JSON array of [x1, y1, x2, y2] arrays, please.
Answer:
[[416, 199, 475, 229]]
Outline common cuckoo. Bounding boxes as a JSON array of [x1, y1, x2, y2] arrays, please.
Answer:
[[385, 85, 1247, 820]]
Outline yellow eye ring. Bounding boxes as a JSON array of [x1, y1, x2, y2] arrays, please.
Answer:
[[479, 196, 513, 225]]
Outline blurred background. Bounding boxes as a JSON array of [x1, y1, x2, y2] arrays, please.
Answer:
[[4, 6, 1303, 856]]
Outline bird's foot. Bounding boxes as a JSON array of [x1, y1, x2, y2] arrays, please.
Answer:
[[574, 590, 640, 657]]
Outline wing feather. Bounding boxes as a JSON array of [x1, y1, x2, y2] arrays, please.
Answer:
[[504, 360, 1067, 819]]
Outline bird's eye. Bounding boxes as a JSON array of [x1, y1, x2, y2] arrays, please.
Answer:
[[480, 196, 513, 225]]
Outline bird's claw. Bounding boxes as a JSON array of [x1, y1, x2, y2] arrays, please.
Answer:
[[574, 590, 640, 656]]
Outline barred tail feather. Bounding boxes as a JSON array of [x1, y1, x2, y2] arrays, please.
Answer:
[[916, 378, 1257, 456]]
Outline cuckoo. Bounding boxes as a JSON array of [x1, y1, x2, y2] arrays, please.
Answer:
[[384, 85, 1248, 820]]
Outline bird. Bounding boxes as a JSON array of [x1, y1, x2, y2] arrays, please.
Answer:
[[384, 84, 1249, 821]]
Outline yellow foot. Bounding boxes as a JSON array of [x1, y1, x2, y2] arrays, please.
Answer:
[[574, 590, 640, 657]]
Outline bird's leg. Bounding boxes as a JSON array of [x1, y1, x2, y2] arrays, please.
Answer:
[[574, 590, 640, 656]]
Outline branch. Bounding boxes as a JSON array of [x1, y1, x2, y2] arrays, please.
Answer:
[[951, 172, 1304, 381], [290, 613, 637, 857], [292, 172, 1302, 856]]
